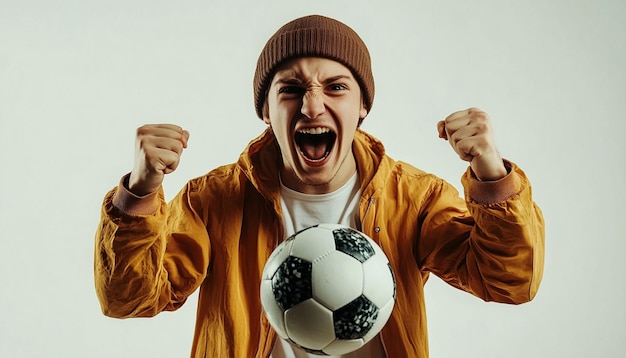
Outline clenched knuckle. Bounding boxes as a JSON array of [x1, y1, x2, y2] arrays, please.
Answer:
[[137, 136, 151, 148], [475, 121, 489, 131], [136, 125, 151, 135], [472, 111, 489, 122]]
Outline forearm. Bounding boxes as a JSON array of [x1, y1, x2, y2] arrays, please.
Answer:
[[419, 161, 545, 304], [94, 185, 170, 318], [462, 161, 545, 303], [94, 177, 210, 318]]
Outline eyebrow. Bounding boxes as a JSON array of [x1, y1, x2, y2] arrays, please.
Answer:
[[273, 74, 354, 86], [274, 78, 304, 86], [324, 75, 352, 83]]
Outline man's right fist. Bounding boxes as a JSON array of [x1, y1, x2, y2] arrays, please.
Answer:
[[128, 124, 190, 196]]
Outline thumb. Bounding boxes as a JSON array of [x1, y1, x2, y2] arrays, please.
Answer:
[[182, 130, 190, 148], [437, 121, 448, 140]]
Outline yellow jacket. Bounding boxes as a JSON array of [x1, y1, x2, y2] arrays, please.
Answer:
[[95, 129, 544, 357]]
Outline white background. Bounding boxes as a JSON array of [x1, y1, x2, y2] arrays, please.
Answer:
[[1, 1, 624, 357]]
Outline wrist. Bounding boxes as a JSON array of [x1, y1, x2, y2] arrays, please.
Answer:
[[470, 153, 508, 181], [128, 171, 161, 196], [113, 174, 161, 216]]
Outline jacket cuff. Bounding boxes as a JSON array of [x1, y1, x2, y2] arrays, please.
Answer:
[[464, 160, 521, 204], [111, 174, 161, 216]]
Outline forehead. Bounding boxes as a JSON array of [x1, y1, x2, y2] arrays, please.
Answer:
[[271, 57, 355, 83]]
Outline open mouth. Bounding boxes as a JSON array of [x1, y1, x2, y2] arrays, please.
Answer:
[[294, 127, 336, 163]]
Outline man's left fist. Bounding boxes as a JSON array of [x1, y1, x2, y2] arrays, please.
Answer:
[[437, 108, 508, 181]]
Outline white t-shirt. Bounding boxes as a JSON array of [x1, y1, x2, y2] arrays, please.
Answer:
[[270, 173, 386, 358]]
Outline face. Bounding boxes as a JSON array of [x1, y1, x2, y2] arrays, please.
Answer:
[[263, 57, 368, 194]]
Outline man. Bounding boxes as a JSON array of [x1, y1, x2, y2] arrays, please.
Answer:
[[95, 14, 545, 357]]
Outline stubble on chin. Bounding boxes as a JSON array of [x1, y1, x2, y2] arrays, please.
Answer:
[[286, 149, 355, 192]]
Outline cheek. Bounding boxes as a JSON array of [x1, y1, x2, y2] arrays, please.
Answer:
[[337, 124, 357, 154], [268, 98, 299, 122], [337, 95, 366, 120]]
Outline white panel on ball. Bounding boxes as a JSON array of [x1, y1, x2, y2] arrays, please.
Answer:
[[259, 280, 288, 339], [323, 337, 365, 356], [312, 250, 363, 310], [361, 253, 395, 307], [285, 299, 335, 350], [288, 226, 336, 262]]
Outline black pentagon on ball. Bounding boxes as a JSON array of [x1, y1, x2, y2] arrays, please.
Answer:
[[271, 256, 313, 311], [332, 227, 375, 263], [333, 294, 379, 340]]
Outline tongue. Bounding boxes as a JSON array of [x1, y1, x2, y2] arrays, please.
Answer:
[[301, 142, 327, 161]]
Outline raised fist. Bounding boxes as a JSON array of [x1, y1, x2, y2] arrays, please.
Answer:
[[437, 108, 507, 181], [128, 124, 189, 196]]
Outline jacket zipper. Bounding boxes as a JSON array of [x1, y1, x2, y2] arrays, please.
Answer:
[[362, 197, 376, 231], [362, 195, 390, 357]]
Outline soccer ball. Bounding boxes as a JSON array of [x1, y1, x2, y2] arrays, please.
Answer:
[[260, 224, 396, 355]]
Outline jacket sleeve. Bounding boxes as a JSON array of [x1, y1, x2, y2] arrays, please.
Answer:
[[94, 174, 210, 318], [417, 160, 545, 304]]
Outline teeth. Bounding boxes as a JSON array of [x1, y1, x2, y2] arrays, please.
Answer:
[[297, 127, 331, 135]]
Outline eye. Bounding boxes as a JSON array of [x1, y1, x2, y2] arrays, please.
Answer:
[[328, 83, 348, 91], [278, 86, 305, 96]]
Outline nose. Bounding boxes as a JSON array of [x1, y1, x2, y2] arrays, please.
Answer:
[[300, 91, 325, 120]]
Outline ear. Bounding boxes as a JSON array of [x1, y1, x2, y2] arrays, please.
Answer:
[[262, 101, 271, 125], [359, 105, 368, 119], [358, 100, 368, 125]]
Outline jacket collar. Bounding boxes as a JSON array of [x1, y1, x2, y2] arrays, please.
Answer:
[[352, 129, 387, 195]]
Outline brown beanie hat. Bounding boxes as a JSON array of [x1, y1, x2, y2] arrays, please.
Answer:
[[253, 15, 374, 119]]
